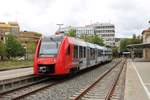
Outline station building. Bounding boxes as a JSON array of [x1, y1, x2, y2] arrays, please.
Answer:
[[128, 27, 150, 60], [142, 28, 150, 59]]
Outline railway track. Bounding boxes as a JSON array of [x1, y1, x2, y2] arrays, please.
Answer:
[[109, 60, 127, 100], [70, 59, 126, 100], [0, 59, 123, 100], [0, 77, 61, 100], [0, 75, 38, 94]]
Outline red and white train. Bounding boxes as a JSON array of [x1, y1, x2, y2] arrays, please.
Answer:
[[34, 35, 112, 76]]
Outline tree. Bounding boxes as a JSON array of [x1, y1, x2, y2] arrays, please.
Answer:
[[5, 34, 25, 58], [80, 34, 104, 46], [92, 35, 104, 46], [27, 42, 36, 53], [119, 35, 142, 53], [112, 46, 119, 57], [131, 34, 142, 44], [67, 28, 76, 37], [119, 38, 130, 52], [0, 41, 6, 60]]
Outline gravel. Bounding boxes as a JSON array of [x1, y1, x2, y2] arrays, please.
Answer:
[[23, 60, 119, 100]]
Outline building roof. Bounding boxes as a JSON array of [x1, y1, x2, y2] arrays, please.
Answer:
[[20, 31, 41, 36], [0, 24, 12, 28], [86, 22, 114, 27], [127, 43, 150, 48], [0, 22, 19, 28], [8, 22, 18, 26], [142, 28, 150, 34]]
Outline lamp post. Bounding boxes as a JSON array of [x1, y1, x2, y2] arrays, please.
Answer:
[[56, 24, 63, 32], [24, 46, 27, 60]]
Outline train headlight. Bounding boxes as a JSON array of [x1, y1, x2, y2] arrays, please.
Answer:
[[39, 66, 46, 72]]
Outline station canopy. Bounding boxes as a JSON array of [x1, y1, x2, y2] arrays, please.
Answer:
[[127, 43, 150, 48]]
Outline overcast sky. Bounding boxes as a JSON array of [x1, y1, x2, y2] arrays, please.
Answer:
[[0, 0, 149, 38]]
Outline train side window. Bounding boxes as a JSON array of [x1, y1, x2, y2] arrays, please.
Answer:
[[74, 45, 78, 58], [79, 46, 81, 58], [83, 47, 86, 58], [66, 45, 70, 55], [90, 48, 92, 59], [82, 47, 84, 58], [79, 46, 83, 58], [103, 50, 105, 56], [101, 50, 103, 56], [93, 49, 95, 59], [98, 50, 100, 57]]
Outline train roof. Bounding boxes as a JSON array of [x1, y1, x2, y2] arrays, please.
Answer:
[[68, 37, 96, 48], [95, 44, 104, 50], [86, 42, 96, 48], [42, 35, 64, 42], [42, 35, 110, 50], [68, 37, 88, 47], [67, 36, 109, 49]]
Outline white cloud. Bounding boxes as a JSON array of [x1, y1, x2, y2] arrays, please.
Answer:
[[0, 0, 149, 37]]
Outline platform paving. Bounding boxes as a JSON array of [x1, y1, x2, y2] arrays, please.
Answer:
[[0, 67, 33, 81], [124, 59, 150, 100]]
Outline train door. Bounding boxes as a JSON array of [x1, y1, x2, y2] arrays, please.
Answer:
[[73, 45, 79, 69], [66, 44, 72, 69], [78, 46, 87, 70]]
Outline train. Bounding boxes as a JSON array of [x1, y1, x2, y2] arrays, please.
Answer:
[[34, 35, 112, 76]]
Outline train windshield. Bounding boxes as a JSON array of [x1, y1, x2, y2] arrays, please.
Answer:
[[39, 37, 61, 57]]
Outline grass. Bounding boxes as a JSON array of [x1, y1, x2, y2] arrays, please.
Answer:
[[0, 60, 33, 70]]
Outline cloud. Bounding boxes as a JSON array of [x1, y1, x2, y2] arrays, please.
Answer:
[[0, 0, 149, 37], [109, 0, 150, 37]]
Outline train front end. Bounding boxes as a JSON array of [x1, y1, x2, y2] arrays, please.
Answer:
[[34, 36, 63, 76]]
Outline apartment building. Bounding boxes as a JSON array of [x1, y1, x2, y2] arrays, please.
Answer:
[[59, 22, 115, 47], [0, 22, 19, 42]]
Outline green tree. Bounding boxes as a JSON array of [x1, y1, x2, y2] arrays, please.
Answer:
[[131, 34, 142, 44], [27, 42, 36, 53], [5, 34, 25, 58], [112, 46, 119, 57], [120, 38, 130, 52], [80, 35, 104, 46], [119, 34, 142, 53], [0, 41, 6, 60], [67, 28, 76, 37], [92, 35, 104, 46]]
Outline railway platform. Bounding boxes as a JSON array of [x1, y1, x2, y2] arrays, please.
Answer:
[[124, 59, 150, 100], [0, 67, 33, 81]]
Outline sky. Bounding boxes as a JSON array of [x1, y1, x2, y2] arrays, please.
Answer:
[[0, 0, 149, 38]]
